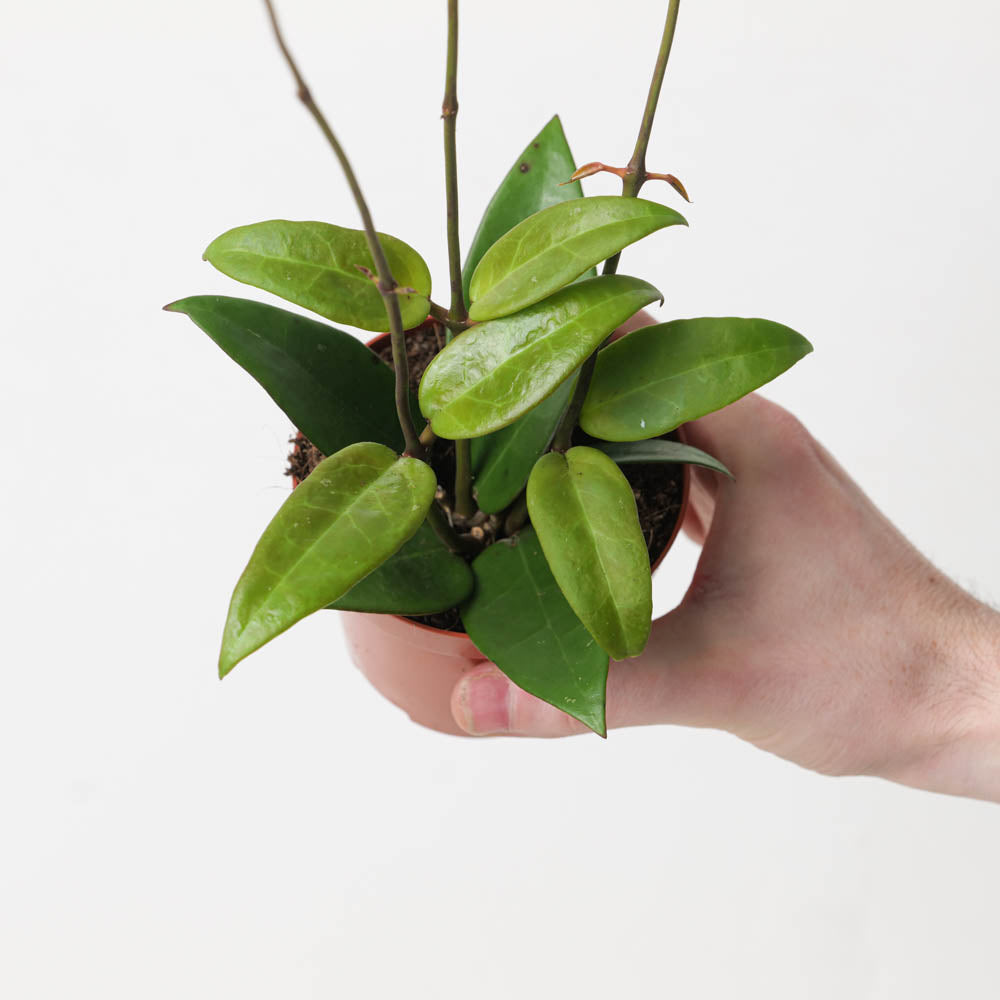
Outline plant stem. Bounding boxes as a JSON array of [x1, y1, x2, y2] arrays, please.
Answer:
[[428, 301, 469, 332], [603, 0, 681, 275], [426, 500, 465, 554], [262, 0, 424, 460], [453, 436, 474, 519], [550, 369, 594, 453], [442, 0, 466, 326], [503, 492, 529, 537], [442, 0, 475, 518], [551, 0, 681, 450]]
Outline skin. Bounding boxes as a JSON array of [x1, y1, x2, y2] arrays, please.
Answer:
[[357, 317, 1000, 803]]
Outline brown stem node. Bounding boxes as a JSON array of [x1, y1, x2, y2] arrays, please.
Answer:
[[561, 161, 629, 185], [646, 171, 691, 202]]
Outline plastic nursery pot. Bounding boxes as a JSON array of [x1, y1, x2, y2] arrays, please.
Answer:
[[340, 609, 486, 736], [296, 324, 690, 735]]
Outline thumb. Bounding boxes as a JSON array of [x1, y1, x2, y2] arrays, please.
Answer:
[[451, 610, 737, 737]]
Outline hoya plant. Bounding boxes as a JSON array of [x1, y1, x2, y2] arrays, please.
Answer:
[[168, 0, 812, 735]]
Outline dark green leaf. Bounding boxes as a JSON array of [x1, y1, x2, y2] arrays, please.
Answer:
[[420, 275, 661, 440], [461, 527, 609, 736], [328, 521, 473, 614], [165, 296, 403, 454], [467, 196, 685, 321], [203, 220, 431, 332], [527, 447, 651, 660], [462, 115, 586, 306], [581, 317, 813, 441], [220, 443, 436, 676], [470, 376, 575, 513], [590, 438, 733, 478]]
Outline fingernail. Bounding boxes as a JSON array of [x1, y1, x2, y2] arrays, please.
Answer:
[[454, 664, 511, 735]]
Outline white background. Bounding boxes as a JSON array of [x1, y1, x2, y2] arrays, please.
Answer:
[[2, 0, 999, 996]]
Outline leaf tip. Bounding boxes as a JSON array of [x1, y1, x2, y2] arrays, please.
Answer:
[[218, 635, 243, 679], [162, 299, 185, 314]]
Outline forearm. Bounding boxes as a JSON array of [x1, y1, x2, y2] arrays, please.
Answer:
[[884, 592, 1000, 802]]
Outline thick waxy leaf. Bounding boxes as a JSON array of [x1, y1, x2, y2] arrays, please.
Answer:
[[328, 522, 473, 614], [203, 220, 431, 332], [581, 317, 813, 441], [165, 296, 403, 453], [462, 115, 585, 306], [462, 527, 609, 736], [419, 275, 661, 440], [470, 376, 575, 513], [462, 116, 587, 512], [220, 443, 436, 676], [467, 196, 685, 321], [527, 447, 652, 660], [591, 438, 733, 478]]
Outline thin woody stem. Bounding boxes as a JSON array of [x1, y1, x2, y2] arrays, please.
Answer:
[[429, 301, 470, 331], [442, 0, 466, 325], [550, 361, 596, 452], [426, 500, 466, 555], [442, 0, 475, 518], [604, 0, 681, 274], [551, 0, 681, 451], [502, 491, 529, 537], [626, 0, 681, 190], [262, 0, 424, 460]]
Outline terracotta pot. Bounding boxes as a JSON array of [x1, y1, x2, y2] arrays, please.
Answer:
[[302, 324, 690, 733]]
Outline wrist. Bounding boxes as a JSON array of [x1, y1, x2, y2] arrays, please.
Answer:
[[884, 592, 1000, 802]]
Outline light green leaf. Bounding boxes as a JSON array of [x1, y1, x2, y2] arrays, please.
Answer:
[[327, 522, 473, 614], [462, 115, 588, 512], [527, 447, 652, 660], [165, 295, 403, 454], [220, 443, 436, 676], [467, 196, 685, 321], [590, 438, 733, 478], [462, 115, 586, 306], [581, 317, 813, 441], [461, 527, 609, 736], [420, 275, 661, 440], [203, 220, 431, 332]]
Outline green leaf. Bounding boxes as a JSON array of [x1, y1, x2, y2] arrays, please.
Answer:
[[462, 115, 586, 306], [470, 376, 576, 513], [203, 220, 431, 332], [165, 295, 404, 454], [327, 521, 473, 614], [461, 527, 609, 736], [581, 317, 813, 441], [590, 438, 733, 479], [527, 447, 652, 660], [420, 275, 661, 440], [462, 116, 589, 512], [467, 196, 685, 321], [219, 443, 436, 676]]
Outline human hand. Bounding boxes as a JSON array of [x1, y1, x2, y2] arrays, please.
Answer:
[[449, 393, 1000, 802]]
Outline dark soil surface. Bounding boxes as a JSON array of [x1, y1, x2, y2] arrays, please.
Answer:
[[287, 322, 685, 631], [371, 320, 443, 393]]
